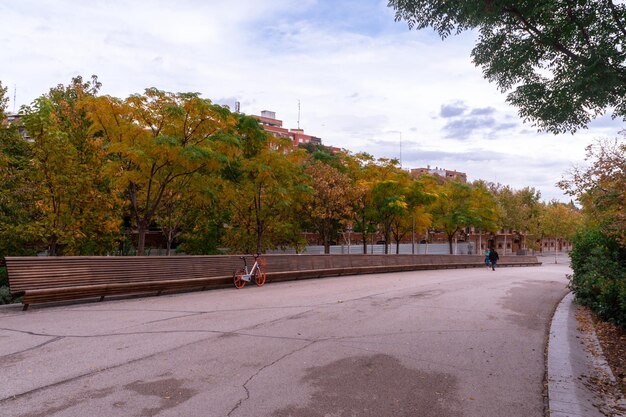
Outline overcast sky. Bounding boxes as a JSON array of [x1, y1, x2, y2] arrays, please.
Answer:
[[1, 0, 622, 201]]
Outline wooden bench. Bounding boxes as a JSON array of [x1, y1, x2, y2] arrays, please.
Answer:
[[6, 254, 542, 309], [5, 256, 245, 310]]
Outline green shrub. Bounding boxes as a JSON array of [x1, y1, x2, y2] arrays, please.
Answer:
[[0, 266, 7, 288], [0, 266, 12, 304], [569, 226, 626, 326]]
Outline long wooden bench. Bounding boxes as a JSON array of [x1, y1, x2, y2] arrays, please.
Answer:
[[5, 254, 541, 309]]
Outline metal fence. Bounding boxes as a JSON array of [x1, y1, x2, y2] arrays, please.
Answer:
[[267, 242, 475, 255]]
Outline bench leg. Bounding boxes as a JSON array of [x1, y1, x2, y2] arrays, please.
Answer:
[[99, 296, 105, 302], [22, 304, 29, 311]]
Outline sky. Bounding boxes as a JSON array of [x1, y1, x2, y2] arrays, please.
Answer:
[[1, 0, 623, 202]]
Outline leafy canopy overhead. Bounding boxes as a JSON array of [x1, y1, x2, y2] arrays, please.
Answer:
[[389, 0, 626, 133]]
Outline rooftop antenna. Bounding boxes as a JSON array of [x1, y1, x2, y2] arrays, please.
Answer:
[[297, 99, 301, 129], [13, 85, 17, 113]]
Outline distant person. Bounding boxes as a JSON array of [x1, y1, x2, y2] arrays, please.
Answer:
[[485, 249, 491, 269], [489, 249, 499, 271]]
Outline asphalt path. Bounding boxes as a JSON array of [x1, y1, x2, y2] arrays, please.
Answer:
[[0, 262, 571, 417]]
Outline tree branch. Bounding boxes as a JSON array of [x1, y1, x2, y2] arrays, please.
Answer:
[[607, 0, 626, 39], [502, 5, 583, 63], [565, 0, 592, 48]]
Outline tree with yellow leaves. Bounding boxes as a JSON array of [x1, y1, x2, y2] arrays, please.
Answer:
[[21, 76, 121, 255], [91, 88, 234, 255]]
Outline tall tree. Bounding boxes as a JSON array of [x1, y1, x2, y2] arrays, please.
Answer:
[[430, 180, 468, 254], [223, 116, 309, 254], [304, 160, 355, 254], [470, 180, 499, 252], [559, 138, 626, 245], [538, 201, 582, 260], [347, 154, 404, 254], [389, 178, 435, 254], [389, 1, 626, 133], [513, 186, 543, 251], [21, 76, 120, 255], [0, 81, 39, 257], [371, 179, 408, 254], [491, 184, 523, 254], [430, 180, 496, 254], [91, 89, 234, 255]]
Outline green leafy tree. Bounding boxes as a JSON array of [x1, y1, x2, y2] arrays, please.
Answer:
[[559, 138, 626, 245], [371, 179, 408, 254], [162, 175, 227, 255], [223, 116, 309, 254], [0, 81, 39, 258], [430, 180, 470, 254], [470, 180, 499, 251], [389, 178, 435, 254], [390, 1, 626, 133], [514, 186, 543, 251], [560, 138, 625, 324], [430, 180, 496, 254]]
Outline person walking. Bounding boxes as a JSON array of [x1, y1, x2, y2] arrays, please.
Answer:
[[488, 248, 499, 271], [484, 249, 491, 269]]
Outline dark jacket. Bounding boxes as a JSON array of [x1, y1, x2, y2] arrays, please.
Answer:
[[488, 250, 499, 263]]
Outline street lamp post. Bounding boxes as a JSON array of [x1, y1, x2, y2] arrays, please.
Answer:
[[411, 213, 415, 255]]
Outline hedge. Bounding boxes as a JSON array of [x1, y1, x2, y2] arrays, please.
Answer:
[[569, 226, 626, 327]]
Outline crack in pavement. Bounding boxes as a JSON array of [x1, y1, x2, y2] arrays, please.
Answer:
[[0, 326, 317, 342], [0, 303, 323, 340], [226, 340, 317, 417], [115, 311, 207, 331], [0, 325, 250, 403], [0, 325, 322, 403], [0, 336, 64, 359]]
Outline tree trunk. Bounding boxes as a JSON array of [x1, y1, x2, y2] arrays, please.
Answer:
[[137, 221, 147, 256], [447, 234, 454, 254], [384, 225, 391, 254], [48, 235, 59, 256], [362, 232, 368, 254], [323, 230, 330, 254], [256, 232, 262, 255], [165, 230, 173, 256]]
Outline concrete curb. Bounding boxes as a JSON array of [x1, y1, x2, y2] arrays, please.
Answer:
[[547, 292, 625, 416]]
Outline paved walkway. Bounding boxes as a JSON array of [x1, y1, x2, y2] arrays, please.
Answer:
[[0, 260, 612, 417]]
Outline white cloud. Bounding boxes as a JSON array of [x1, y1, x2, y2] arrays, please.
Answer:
[[1, 0, 621, 202]]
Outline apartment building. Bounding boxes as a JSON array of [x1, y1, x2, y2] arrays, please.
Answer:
[[251, 110, 322, 149], [410, 166, 467, 182]]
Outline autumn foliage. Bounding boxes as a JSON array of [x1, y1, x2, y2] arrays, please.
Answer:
[[0, 77, 584, 265]]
